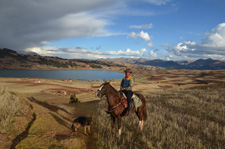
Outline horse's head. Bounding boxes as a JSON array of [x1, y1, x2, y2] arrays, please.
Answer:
[[95, 82, 110, 98]]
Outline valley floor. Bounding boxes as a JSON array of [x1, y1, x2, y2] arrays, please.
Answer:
[[0, 69, 225, 148]]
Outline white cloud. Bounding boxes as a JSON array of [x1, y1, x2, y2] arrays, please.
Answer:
[[141, 48, 147, 53], [143, 0, 171, 5], [26, 46, 148, 59], [202, 23, 225, 48], [130, 23, 153, 29], [25, 47, 59, 56], [150, 51, 157, 58], [127, 32, 139, 39], [139, 31, 151, 41], [147, 42, 154, 49], [167, 23, 225, 59], [127, 31, 151, 41]]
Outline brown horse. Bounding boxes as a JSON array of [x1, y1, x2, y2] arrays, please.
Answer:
[[95, 82, 147, 136]]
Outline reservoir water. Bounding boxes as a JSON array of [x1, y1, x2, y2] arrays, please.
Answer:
[[0, 70, 124, 81]]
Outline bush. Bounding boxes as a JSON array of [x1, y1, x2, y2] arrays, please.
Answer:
[[69, 94, 80, 103], [90, 64, 102, 69]]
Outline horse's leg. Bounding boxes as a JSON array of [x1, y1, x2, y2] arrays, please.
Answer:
[[139, 119, 144, 131], [136, 109, 144, 131], [118, 116, 122, 136], [138, 119, 144, 131], [111, 115, 115, 134], [136, 109, 141, 131], [138, 120, 142, 130], [141, 120, 144, 131]]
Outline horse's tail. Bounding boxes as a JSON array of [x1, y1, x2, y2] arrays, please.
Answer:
[[142, 100, 147, 121], [135, 93, 147, 121]]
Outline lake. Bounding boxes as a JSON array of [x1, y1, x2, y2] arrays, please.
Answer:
[[0, 70, 124, 81]]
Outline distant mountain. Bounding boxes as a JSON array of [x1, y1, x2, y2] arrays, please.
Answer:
[[187, 58, 225, 70], [0, 48, 126, 70], [104, 57, 225, 70], [1, 48, 225, 70]]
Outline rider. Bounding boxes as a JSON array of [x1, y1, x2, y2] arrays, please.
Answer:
[[120, 68, 134, 115]]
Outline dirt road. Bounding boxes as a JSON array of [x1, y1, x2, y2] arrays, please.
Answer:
[[12, 95, 99, 148]]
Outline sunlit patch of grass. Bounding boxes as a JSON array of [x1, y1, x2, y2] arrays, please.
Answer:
[[94, 84, 225, 148], [0, 86, 31, 132]]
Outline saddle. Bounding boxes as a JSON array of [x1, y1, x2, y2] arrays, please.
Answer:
[[118, 91, 128, 108], [118, 91, 142, 109]]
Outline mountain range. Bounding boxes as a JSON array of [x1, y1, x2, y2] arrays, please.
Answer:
[[1, 48, 225, 70], [102, 57, 225, 70]]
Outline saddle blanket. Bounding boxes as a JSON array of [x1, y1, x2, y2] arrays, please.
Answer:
[[120, 91, 142, 108], [132, 94, 142, 108]]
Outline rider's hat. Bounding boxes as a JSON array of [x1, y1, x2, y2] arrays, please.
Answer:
[[124, 68, 132, 73]]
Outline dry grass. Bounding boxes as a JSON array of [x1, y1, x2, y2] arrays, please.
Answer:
[[94, 84, 225, 148], [0, 86, 30, 131]]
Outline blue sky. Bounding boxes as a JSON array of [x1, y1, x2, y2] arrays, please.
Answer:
[[1, 0, 225, 60]]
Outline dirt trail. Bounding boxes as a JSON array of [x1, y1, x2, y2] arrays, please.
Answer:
[[13, 95, 99, 148]]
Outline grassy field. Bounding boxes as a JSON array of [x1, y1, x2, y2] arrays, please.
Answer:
[[0, 69, 225, 148], [94, 84, 225, 148], [0, 86, 34, 148]]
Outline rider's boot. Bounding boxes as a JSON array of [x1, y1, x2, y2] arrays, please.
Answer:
[[128, 102, 133, 115], [126, 102, 132, 116]]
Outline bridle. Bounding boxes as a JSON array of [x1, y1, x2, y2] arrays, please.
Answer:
[[96, 84, 126, 113], [96, 85, 108, 98]]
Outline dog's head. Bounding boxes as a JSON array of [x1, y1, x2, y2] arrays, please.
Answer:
[[86, 117, 92, 125]]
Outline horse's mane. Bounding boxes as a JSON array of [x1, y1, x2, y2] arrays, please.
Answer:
[[108, 83, 118, 94]]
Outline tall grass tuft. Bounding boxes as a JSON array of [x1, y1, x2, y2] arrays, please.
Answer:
[[0, 86, 29, 130], [94, 84, 225, 148]]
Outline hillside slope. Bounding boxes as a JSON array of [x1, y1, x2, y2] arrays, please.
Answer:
[[104, 57, 225, 70], [0, 48, 125, 70], [0, 85, 98, 148]]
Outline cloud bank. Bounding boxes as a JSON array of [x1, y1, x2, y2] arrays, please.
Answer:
[[26, 46, 149, 59], [0, 0, 120, 51], [166, 23, 225, 59]]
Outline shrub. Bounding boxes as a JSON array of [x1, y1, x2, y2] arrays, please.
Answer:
[[90, 64, 102, 69], [69, 94, 80, 103]]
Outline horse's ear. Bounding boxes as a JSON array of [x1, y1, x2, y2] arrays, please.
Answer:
[[103, 79, 111, 84]]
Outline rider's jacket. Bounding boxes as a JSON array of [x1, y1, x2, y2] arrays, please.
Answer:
[[121, 76, 134, 91]]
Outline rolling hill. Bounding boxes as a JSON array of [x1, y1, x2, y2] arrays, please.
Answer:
[[104, 57, 225, 70], [0, 48, 127, 70]]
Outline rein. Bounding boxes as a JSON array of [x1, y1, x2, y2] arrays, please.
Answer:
[[98, 84, 127, 113], [101, 97, 126, 113]]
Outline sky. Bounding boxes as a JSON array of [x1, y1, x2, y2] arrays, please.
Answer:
[[1, 0, 225, 60]]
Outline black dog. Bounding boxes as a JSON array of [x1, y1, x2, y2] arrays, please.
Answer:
[[71, 117, 92, 135]]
